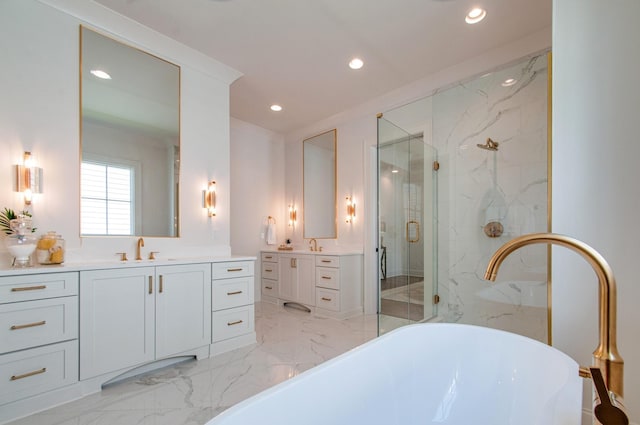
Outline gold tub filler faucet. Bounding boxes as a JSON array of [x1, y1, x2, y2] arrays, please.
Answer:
[[485, 233, 628, 425]]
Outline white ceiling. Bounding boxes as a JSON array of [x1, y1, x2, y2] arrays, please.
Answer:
[[93, 0, 552, 135]]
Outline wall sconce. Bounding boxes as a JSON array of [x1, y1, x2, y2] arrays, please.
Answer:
[[346, 196, 356, 223], [203, 180, 216, 217], [288, 204, 297, 227], [15, 151, 43, 205]]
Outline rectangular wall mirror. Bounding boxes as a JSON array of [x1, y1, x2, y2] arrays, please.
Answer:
[[80, 26, 180, 237], [303, 129, 337, 239]]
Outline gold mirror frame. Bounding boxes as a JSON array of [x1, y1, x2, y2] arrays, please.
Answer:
[[303, 129, 337, 239], [79, 26, 181, 237]]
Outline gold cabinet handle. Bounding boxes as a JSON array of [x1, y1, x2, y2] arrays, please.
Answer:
[[227, 290, 242, 295], [11, 285, 46, 292], [321, 297, 332, 302], [159, 275, 164, 293], [321, 276, 331, 280], [227, 320, 243, 326], [265, 286, 273, 290], [265, 268, 273, 272], [406, 220, 420, 243], [321, 260, 331, 263], [11, 368, 47, 381], [227, 268, 243, 272], [148, 276, 153, 294], [265, 256, 273, 259], [11, 320, 46, 331]]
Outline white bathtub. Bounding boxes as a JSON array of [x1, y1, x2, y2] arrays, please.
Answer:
[[207, 323, 582, 425]]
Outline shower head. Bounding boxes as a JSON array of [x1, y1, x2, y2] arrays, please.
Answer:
[[477, 138, 499, 151]]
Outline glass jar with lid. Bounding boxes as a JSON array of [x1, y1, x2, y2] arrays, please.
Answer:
[[36, 231, 65, 264]]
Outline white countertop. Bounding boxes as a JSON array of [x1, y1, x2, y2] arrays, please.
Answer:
[[261, 249, 363, 256], [0, 255, 256, 277]]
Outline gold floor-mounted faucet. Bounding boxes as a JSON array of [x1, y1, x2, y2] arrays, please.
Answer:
[[484, 233, 624, 403], [136, 237, 144, 261]]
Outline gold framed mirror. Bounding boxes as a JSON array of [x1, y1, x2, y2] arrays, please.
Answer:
[[80, 26, 180, 237], [303, 129, 337, 239]]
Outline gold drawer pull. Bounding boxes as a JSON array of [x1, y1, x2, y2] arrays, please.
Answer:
[[265, 269, 273, 272], [227, 268, 243, 272], [321, 260, 331, 263], [227, 290, 243, 295], [11, 285, 47, 292], [11, 320, 46, 331], [265, 256, 273, 259], [321, 297, 332, 302], [321, 276, 332, 279], [11, 368, 47, 381], [148, 276, 153, 294], [265, 286, 273, 290], [227, 320, 243, 326]]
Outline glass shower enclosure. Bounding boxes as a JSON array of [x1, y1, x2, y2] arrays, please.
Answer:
[[377, 116, 438, 334]]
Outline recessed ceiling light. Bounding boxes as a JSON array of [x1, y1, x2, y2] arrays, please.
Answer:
[[270, 104, 283, 112], [90, 69, 111, 79], [391, 169, 399, 174], [501, 78, 517, 87], [349, 58, 364, 70], [465, 8, 487, 24]]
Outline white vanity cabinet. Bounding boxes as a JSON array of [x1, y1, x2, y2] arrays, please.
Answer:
[[314, 255, 363, 318], [261, 251, 363, 318], [0, 272, 79, 407], [260, 252, 279, 299], [278, 254, 315, 307], [211, 261, 256, 355], [80, 263, 211, 381]]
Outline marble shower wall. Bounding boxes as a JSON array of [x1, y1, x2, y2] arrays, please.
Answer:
[[433, 53, 549, 342]]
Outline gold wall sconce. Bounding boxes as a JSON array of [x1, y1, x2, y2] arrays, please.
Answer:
[[15, 151, 43, 205], [346, 196, 356, 223], [203, 180, 216, 217], [288, 204, 297, 227]]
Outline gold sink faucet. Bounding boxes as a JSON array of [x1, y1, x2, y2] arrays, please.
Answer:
[[136, 237, 144, 261], [309, 238, 317, 252], [484, 233, 624, 400]]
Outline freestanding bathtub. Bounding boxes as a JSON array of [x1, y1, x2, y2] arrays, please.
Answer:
[[207, 323, 582, 425]]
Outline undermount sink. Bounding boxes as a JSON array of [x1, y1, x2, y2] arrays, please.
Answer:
[[207, 323, 581, 425]]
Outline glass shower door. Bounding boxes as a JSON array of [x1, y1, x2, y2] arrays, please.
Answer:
[[378, 116, 437, 335]]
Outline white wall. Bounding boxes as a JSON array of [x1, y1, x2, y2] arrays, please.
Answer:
[[0, 0, 241, 263], [230, 118, 285, 300], [553, 0, 640, 423]]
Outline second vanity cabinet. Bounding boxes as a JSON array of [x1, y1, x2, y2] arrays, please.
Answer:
[[80, 263, 211, 381], [261, 251, 363, 318]]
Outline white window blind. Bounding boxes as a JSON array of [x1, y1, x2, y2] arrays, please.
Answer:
[[81, 161, 134, 235]]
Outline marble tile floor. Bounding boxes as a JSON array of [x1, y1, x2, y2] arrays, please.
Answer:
[[8, 302, 378, 425]]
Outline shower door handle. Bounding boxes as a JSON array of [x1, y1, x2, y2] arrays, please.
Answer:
[[406, 220, 420, 243]]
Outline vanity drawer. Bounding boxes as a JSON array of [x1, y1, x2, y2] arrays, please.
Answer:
[[212, 277, 253, 311], [0, 272, 78, 304], [261, 261, 278, 280], [212, 305, 255, 342], [315, 288, 339, 312], [0, 340, 78, 406], [315, 267, 340, 290], [261, 279, 278, 297], [261, 253, 278, 263], [0, 297, 78, 354], [315, 255, 339, 268], [212, 261, 254, 279]]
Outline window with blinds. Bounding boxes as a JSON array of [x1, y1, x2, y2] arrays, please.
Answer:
[[81, 161, 134, 235]]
